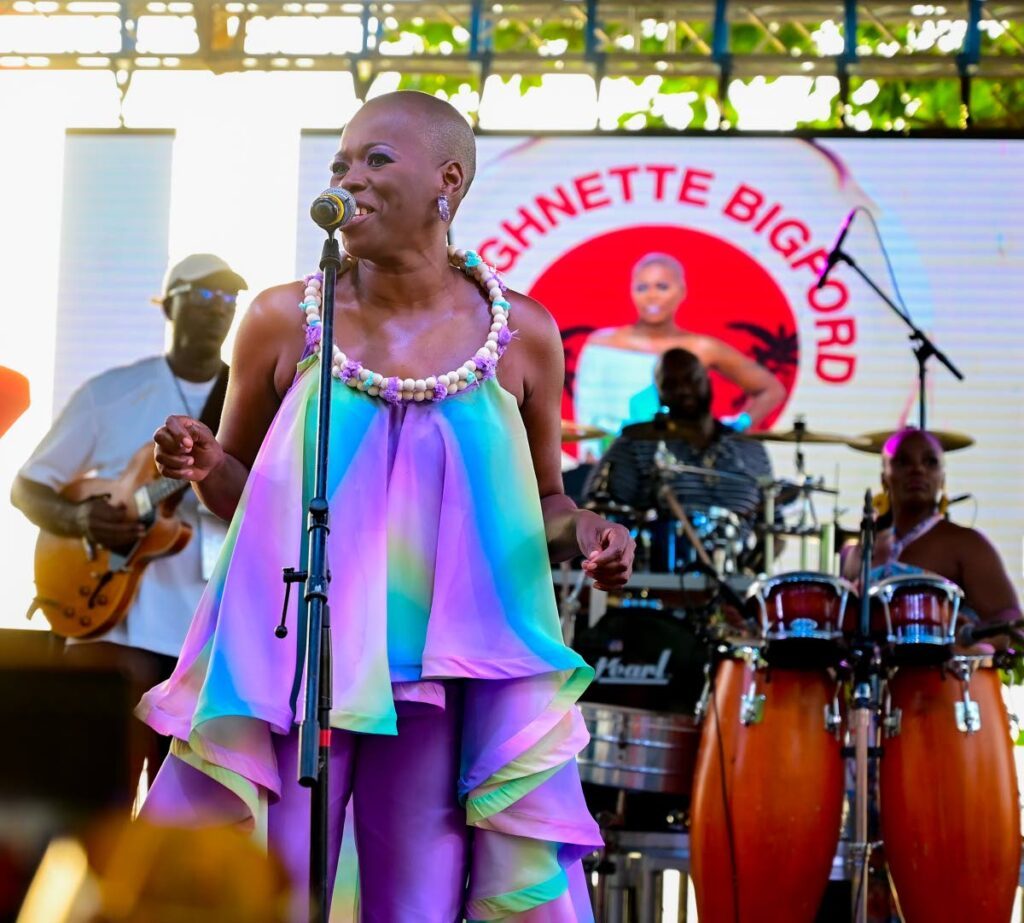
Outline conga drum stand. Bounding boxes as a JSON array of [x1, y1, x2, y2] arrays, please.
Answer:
[[849, 490, 879, 923]]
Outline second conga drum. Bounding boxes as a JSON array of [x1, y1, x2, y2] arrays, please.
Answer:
[[880, 656, 1021, 922], [690, 653, 845, 923]]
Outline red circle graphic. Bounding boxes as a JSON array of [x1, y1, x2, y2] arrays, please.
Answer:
[[527, 225, 799, 431]]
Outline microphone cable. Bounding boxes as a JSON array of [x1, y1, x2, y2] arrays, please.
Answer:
[[858, 207, 912, 322], [709, 676, 742, 923]]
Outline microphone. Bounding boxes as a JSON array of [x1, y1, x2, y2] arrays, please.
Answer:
[[310, 187, 356, 232], [815, 208, 857, 290], [957, 618, 1024, 646]]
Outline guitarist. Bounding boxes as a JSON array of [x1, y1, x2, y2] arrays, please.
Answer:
[[10, 253, 246, 794]]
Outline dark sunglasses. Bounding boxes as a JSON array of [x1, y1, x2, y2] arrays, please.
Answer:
[[167, 284, 239, 308]]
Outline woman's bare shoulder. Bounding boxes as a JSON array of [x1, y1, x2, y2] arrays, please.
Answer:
[[243, 280, 308, 330], [586, 326, 624, 344], [505, 289, 561, 350], [234, 281, 310, 394]]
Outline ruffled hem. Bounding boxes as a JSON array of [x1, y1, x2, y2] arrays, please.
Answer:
[[141, 666, 600, 920]]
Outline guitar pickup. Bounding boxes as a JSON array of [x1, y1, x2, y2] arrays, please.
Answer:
[[133, 486, 155, 524]]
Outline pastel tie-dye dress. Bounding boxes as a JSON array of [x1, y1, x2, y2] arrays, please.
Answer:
[[136, 284, 603, 920]]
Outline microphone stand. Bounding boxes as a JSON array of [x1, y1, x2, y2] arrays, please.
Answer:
[[829, 250, 964, 430], [849, 489, 878, 923], [279, 230, 347, 923]]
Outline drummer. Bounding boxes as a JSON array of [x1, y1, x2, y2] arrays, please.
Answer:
[[583, 348, 773, 545], [841, 427, 1021, 633]]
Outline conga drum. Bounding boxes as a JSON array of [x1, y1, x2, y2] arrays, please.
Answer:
[[880, 655, 1021, 921], [751, 571, 853, 668], [690, 650, 845, 923], [868, 573, 963, 665]]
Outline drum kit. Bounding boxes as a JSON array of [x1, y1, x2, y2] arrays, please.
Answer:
[[559, 419, 1021, 923]]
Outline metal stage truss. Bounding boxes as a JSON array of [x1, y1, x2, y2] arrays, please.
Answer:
[[0, 2, 1022, 124], [1, 2, 1022, 76]]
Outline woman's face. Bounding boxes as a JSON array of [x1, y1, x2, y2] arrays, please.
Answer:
[[328, 102, 442, 261], [883, 431, 945, 512], [631, 262, 685, 325]]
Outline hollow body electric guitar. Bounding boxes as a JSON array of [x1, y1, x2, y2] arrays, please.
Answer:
[[31, 443, 193, 639]]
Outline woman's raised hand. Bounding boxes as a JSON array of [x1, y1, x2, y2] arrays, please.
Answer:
[[577, 510, 635, 591], [153, 415, 225, 482]]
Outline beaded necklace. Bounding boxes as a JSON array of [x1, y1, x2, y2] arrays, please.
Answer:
[[888, 511, 942, 564], [299, 247, 512, 405]]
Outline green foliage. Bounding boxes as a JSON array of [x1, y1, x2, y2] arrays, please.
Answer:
[[1002, 661, 1024, 689], [731, 23, 764, 54], [971, 78, 1024, 128], [396, 73, 474, 98], [369, 11, 1024, 132], [390, 21, 462, 52]]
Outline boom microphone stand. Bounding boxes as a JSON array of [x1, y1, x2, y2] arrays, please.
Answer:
[[826, 243, 963, 430], [277, 188, 355, 923]]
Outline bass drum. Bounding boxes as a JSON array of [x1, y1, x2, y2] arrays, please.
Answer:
[[881, 656, 1021, 921], [690, 655, 844, 923], [573, 603, 709, 828], [572, 604, 709, 717]]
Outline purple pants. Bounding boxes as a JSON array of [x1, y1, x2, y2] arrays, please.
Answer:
[[144, 696, 469, 922]]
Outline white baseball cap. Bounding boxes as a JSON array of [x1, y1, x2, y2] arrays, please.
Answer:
[[161, 253, 248, 296]]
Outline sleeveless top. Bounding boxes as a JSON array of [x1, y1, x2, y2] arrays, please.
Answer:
[[574, 341, 661, 435], [137, 287, 602, 920]]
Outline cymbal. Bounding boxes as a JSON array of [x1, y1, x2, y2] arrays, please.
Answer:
[[747, 428, 871, 448], [848, 429, 975, 454], [560, 420, 609, 442]]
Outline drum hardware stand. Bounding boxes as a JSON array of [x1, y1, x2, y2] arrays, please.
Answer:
[[787, 418, 820, 569], [737, 647, 767, 726], [949, 656, 983, 734], [760, 479, 776, 576], [819, 463, 841, 577], [825, 680, 844, 739], [558, 563, 586, 646], [882, 684, 902, 738], [588, 794, 632, 923], [694, 659, 715, 724], [739, 678, 766, 726]]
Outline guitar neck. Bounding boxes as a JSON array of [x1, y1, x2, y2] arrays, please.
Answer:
[[147, 477, 191, 506]]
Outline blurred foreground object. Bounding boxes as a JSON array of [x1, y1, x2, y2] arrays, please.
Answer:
[[0, 367, 29, 438], [17, 819, 290, 923]]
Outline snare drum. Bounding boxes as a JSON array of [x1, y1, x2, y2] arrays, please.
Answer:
[[868, 573, 962, 663], [749, 572, 853, 665], [577, 703, 701, 796]]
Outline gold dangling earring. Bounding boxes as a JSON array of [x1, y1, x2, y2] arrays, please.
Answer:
[[938, 490, 949, 517], [873, 490, 891, 517]]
